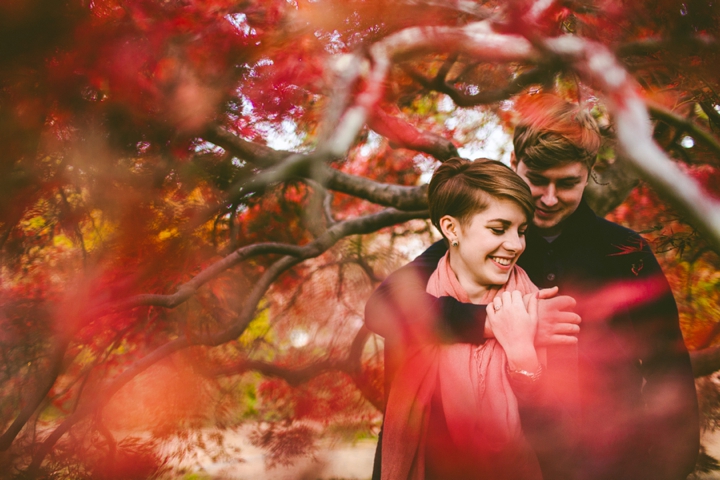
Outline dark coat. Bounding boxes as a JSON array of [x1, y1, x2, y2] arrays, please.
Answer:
[[365, 200, 698, 480]]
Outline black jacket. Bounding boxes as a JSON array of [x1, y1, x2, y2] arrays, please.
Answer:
[[365, 200, 698, 480]]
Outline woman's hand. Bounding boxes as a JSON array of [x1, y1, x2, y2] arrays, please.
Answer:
[[486, 290, 539, 372]]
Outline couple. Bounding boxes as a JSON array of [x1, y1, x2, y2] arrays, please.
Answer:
[[365, 95, 699, 480]]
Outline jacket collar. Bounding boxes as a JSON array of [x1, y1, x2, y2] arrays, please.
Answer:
[[528, 198, 599, 246]]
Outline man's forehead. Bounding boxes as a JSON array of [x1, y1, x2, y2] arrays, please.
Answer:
[[522, 161, 589, 179]]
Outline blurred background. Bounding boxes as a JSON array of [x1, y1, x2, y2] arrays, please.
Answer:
[[0, 0, 719, 478]]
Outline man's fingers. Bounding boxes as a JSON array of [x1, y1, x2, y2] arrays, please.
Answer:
[[555, 323, 581, 335], [553, 312, 582, 325], [546, 334, 579, 346], [544, 294, 577, 311], [537, 286, 559, 300]]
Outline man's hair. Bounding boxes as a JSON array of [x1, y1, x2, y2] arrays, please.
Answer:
[[428, 157, 534, 240], [513, 94, 602, 171]]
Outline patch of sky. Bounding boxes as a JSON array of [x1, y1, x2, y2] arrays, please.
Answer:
[[458, 120, 512, 164], [256, 118, 306, 151], [290, 329, 310, 348], [194, 140, 225, 155], [243, 58, 273, 80], [317, 30, 346, 54], [446, 106, 512, 164], [359, 130, 383, 157], [417, 154, 441, 185], [437, 95, 455, 113], [225, 13, 255, 36]]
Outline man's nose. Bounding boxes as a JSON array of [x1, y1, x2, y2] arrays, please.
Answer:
[[541, 184, 558, 207]]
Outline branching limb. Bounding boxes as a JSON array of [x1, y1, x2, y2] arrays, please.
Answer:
[[26, 207, 426, 472], [367, 108, 458, 160], [113, 243, 305, 311], [691, 345, 720, 378], [204, 326, 383, 411], [615, 36, 720, 57], [647, 100, 720, 165], [404, 63, 551, 107], [584, 154, 640, 217], [204, 127, 428, 211], [0, 337, 70, 451], [95, 414, 116, 466], [699, 101, 720, 131], [545, 35, 720, 256]]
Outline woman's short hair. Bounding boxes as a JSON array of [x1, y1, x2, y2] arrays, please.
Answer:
[[428, 157, 534, 239], [513, 94, 601, 171]]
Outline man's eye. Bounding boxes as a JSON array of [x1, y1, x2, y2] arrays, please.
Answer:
[[559, 181, 579, 189], [528, 177, 548, 186]]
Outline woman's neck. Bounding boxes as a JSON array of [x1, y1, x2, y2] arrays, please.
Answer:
[[448, 255, 490, 304]]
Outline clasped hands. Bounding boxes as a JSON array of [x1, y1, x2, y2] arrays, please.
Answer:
[[484, 286, 581, 347]]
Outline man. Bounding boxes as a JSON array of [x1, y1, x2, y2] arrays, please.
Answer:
[[365, 94, 698, 480]]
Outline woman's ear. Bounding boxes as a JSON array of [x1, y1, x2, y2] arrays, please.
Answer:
[[439, 215, 459, 244]]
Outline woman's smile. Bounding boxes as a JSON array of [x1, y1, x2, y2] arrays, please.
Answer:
[[442, 197, 528, 303]]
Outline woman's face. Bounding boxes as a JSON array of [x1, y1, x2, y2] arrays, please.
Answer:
[[441, 197, 528, 291]]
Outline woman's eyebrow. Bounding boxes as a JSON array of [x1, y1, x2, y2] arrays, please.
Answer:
[[487, 219, 512, 226]]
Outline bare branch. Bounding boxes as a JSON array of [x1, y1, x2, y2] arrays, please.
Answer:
[[115, 243, 305, 310], [545, 35, 720, 256], [204, 326, 383, 411], [26, 206, 425, 471], [691, 345, 720, 378], [615, 35, 720, 57], [204, 127, 428, 211], [584, 155, 640, 217], [404, 64, 551, 107], [403, 0, 495, 20], [0, 337, 70, 451], [646, 100, 720, 166], [367, 108, 458, 160]]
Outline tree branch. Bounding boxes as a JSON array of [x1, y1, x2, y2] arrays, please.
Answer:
[[545, 35, 720, 256], [204, 127, 428, 211], [615, 35, 720, 57], [367, 108, 458, 160], [647, 100, 720, 166], [203, 326, 383, 411], [26, 206, 425, 472], [691, 345, 720, 378], [404, 63, 552, 107], [0, 337, 70, 451]]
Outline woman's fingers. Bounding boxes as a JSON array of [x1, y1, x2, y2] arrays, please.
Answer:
[[493, 296, 503, 313]]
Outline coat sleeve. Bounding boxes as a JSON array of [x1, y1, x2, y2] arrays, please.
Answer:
[[363, 240, 487, 345], [625, 238, 699, 480]]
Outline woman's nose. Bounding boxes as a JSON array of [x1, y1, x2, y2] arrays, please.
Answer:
[[503, 232, 523, 252]]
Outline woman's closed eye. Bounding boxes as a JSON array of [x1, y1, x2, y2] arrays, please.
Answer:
[[490, 227, 506, 235]]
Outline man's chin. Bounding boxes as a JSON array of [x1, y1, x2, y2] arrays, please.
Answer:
[[532, 216, 563, 235]]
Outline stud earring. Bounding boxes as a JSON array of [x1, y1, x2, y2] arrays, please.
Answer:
[[452, 240, 458, 247]]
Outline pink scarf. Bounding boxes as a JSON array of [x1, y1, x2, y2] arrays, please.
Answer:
[[381, 252, 543, 480]]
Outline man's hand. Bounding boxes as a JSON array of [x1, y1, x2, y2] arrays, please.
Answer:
[[535, 287, 581, 346]]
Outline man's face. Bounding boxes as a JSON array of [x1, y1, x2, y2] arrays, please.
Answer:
[[511, 157, 589, 236]]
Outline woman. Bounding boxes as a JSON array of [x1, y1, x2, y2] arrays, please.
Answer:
[[380, 157, 545, 480]]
